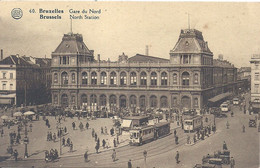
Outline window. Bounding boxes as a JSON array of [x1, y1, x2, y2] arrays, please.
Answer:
[[151, 72, 157, 86], [2, 83, 6, 90], [10, 84, 13, 90], [130, 72, 137, 85], [10, 73, 13, 79], [54, 95, 58, 104], [62, 56, 67, 65], [161, 72, 168, 86], [91, 72, 97, 85], [173, 73, 177, 84], [150, 95, 157, 108], [110, 72, 117, 85], [140, 72, 147, 86], [71, 96, 75, 104], [172, 97, 177, 107], [71, 73, 76, 83], [82, 72, 88, 85], [255, 73, 259, 81], [120, 72, 127, 85], [194, 73, 199, 84], [54, 73, 58, 83], [194, 98, 198, 107], [3, 72, 6, 79], [255, 84, 259, 93], [100, 72, 107, 85], [182, 72, 190, 86], [61, 72, 68, 85]]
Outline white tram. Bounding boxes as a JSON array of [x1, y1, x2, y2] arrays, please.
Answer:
[[129, 122, 170, 145], [183, 115, 203, 133]]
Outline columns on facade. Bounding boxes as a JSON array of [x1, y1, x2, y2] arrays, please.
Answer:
[[97, 70, 101, 85], [107, 71, 110, 85], [158, 70, 161, 87], [147, 72, 151, 86], [136, 71, 140, 86]]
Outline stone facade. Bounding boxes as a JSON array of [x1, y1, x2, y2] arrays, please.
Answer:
[[250, 54, 260, 111], [51, 29, 238, 111]]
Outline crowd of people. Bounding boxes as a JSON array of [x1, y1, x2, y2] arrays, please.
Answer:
[[45, 149, 59, 162]]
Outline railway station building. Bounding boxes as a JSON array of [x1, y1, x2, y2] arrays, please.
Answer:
[[51, 29, 239, 112]]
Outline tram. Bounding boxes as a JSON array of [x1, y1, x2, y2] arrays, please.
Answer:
[[183, 115, 203, 132], [129, 122, 170, 145]]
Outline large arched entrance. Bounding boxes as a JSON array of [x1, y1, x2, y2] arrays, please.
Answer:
[[61, 94, 68, 107], [129, 95, 137, 112], [181, 96, 191, 109], [109, 95, 117, 111]]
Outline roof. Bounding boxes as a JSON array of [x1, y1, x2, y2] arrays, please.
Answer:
[[128, 54, 169, 63], [171, 29, 212, 54], [123, 115, 149, 120], [0, 55, 34, 67], [53, 33, 93, 56]]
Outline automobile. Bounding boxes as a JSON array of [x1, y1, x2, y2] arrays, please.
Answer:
[[220, 103, 230, 112], [232, 98, 240, 105]]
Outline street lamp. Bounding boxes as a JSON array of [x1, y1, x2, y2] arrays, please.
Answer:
[[143, 150, 147, 168], [57, 115, 62, 155], [23, 119, 29, 158]]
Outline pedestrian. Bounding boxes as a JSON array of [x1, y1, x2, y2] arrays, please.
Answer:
[[64, 126, 67, 133], [113, 138, 117, 147], [53, 133, 56, 142], [226, 121, 230, 129], [128, 159, 132, 168], [102, 139, 106, 149], [72, 122, 76, 130], [187, 135, 190, 144], [67, 138, 71, 146], [70, 142, 73, 152], [62, 137, 65, 146], [112, 149, 116, 162], [175, 135, 178, 145], [110, 128, 114, 136], [1, 129, 4, 137], [97, 138, 100, 148], [117, 134, 119, 144], [13, 149, 18, 161], [242, 125, 245, 132], [223, 141, 228, 150], [29, 124, 33, 132], [230, 157, 235, 168], [105, 126, 107, 134], [95, 142, 99, 153], [84, 151, 88, 162], [79, 122, 83, 131], [95, 133, 97, 141], [175, 151, 179, 164], [101, 127, 103, 134], [92, 129, 95, 138], [106, 139, 110, 149], [193, 134, 196, 143], [174, 129, 177, 137], [86, 122, 89, 130]]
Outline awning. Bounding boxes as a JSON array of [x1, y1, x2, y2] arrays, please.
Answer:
[[121, 120, 132, 128], [0, 99, 12, 104], [208, 92, 232, 103]]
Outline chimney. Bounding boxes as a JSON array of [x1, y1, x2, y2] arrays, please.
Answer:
[[146, 45, 149, 56], [0, 49, 3, 60], [97, 54, 100, 62], [218, 54, 223, 60], [17, 54, 20, 64]]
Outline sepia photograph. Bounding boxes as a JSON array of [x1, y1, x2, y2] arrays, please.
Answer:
[[0, 2, 259, 168]]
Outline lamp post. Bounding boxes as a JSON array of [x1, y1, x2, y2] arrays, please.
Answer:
[[143, 150, 147, 168], [23, 119, 29, 158], [57, 115, 62, 155]]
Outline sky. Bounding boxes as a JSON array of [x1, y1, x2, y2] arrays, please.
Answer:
[[0, 2, 260, 67]]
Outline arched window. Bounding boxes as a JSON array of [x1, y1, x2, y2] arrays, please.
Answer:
[[81, 94, 87, 106], [71, 73, 76, 83], [61, 72, 68, 86], [160, 96, 168, 108], [120, 72, 127, 86], [82, 72, 88, 85], [61, 94, 68, 107], [130, 72, 137, 85], [181, 96, 191, 109], [91, 72, 97, 85], [100, 94, 107, 106], [151, 72, 157, 86], [54, 95, 58, 104], [119, 95, 127, 108], [140, 72, 147, 86], [172, 97, 177, 107], [71, 95, 76, 104], [109, 95, 117, 108], [100, 72, 107, 85], [90, 94, 97, 110], [182, 72, 190, 86], [130, 95, 137, 108], [54, 73, 58, 83], [110, 72, 117, 85], [173, 73, 177, 85], [161, 72, 168, 86], [194, 73, 199, 84], [140, 95, 146, 109], [194, 98, 199, 107], [150, 95, 157, 108]]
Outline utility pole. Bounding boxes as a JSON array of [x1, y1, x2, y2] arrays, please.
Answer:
[[24, 120, 29, 158]]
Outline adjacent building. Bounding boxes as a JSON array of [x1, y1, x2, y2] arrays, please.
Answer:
[[51, 29, 239, 112], [0, 53, 51, 107], [250, 54, 260, 112]]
